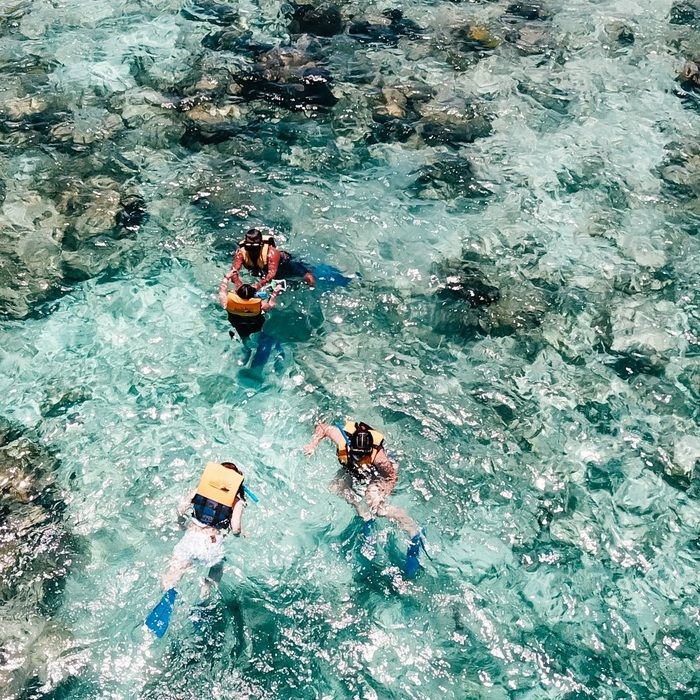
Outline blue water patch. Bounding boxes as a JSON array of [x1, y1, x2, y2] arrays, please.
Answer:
[[0, 0, 699, 697]]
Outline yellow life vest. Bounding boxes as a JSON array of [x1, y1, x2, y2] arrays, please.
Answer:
[[195, 462, 244, 508], [336, 421, 385, 468], [239, 235, 275, 274], [226, 292, 262, 317]]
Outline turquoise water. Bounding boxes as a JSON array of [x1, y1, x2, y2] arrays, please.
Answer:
[[1, 0, 699, 697]]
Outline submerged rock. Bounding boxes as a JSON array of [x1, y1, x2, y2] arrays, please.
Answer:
[[177, 96, 244, 146], [604, 20, 635, 46], [48, 108, 124, 150], [0, 190, 66, 319], [58, 176, 142, 248], [117, 193, 148, 231], [0, 421, 82, 696], [289, 3, 344, 37], [669, 0, 700, 26], [368, 82, 435, 144], [433, 265, 501, 308], [202, 28, 273, 54], [349, 9, 423, 44], [416, 103, 492, 146], [427, 261, 547, 339], [517, 80, 573, 113], [437, 23, 501, 71], [410, 156, 491, 200], [504, 24, 555, 55], [455, 24, 500, 52], [501, 2, 556, 55], [0, 99, 71, 147], [181, 0, 238, 26], [659, 139, 700, 200], [672, 434, 700, 477], [677, 59, 700, 93], [504, 2, 551, 21], [233, 43, 338, 112]]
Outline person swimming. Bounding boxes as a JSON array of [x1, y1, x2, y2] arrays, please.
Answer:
[[303, 420, 425, 576], [145, 461, 250, 638]]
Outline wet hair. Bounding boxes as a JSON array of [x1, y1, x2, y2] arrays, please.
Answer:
[[244, 228, 263, 246], [350, 423, 373, 455], [221, 461, 246, 500], [237, 284, 257, 300]]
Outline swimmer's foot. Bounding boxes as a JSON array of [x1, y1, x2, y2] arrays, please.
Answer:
[[303, 271, 316, 287], [145, 588, 178, 638]]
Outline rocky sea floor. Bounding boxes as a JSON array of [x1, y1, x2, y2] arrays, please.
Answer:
[[0, 0, 699, 698]]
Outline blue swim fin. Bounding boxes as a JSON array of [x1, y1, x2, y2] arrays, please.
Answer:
[[311, 264, 353, 288], [404, 530, 427, 579], [145, 588, 178, 638], [251, 332, 276, 369], [358, 518, 377, 561]]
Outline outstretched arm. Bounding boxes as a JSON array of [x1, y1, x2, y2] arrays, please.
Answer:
[[303, 422, 345, 456], [230, 250, 245, 289], [253, 246, 280, 290], [218, 271, 233, 308], [261, 286, 283, 312]]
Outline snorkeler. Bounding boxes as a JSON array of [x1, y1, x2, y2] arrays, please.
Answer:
[[303, 421, 425, 577], [224, 228, 316, 290], [145, 461, 250, 638], [219, 281, 284, 341]]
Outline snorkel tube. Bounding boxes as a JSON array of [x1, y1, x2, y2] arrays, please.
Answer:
[[243, 484, 259, 503]]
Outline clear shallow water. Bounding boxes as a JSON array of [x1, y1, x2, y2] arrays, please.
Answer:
[[1, 0, 699, 698]]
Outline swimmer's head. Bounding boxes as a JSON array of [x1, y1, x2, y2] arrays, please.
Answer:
[[349, 423, 373, 460], [243, 229, 263, 252], [237, 284, 257, 300], [221, 461, 246, 499]]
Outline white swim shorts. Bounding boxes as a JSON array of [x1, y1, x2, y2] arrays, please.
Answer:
[[172, 525, 225, 569]]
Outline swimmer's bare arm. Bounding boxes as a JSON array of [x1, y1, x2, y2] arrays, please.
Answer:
[[230, 249, 245, 289], [254, 246, 280, 291], [303, 423, 345, 456], [260, 286, 283, 312], [177, 489, 197, 518], [219, 270, 234, 308], [229, 498, 245, 536]]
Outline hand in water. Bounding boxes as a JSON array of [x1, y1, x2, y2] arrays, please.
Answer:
[[302, 443, 315, 457], [219, 293, 227, 308]]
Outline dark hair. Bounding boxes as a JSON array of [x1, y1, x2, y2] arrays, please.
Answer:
[[237, 284, 257, 300], [350, 423, 373, 454], [244, 228, 263, 244], [221, 461, 246, 500]]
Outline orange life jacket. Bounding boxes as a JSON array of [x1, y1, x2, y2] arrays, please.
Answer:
[[336, 421, 385, 469], [191, 462, 244, 529], [195, 462, 244, 507], [239, 235, 275, 274], [226, 292, 262, 317]]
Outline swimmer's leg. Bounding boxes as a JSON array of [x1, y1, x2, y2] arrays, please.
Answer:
[[161, 556, 192, 591], [365, 483, 423, 577], [364, 483, 418, 537], [329, 470, 372, 521], [147, 554, 189, 637], [199, 559, 225, 601], [311, 263, 353, 288], [251, 332, 275, 369]]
